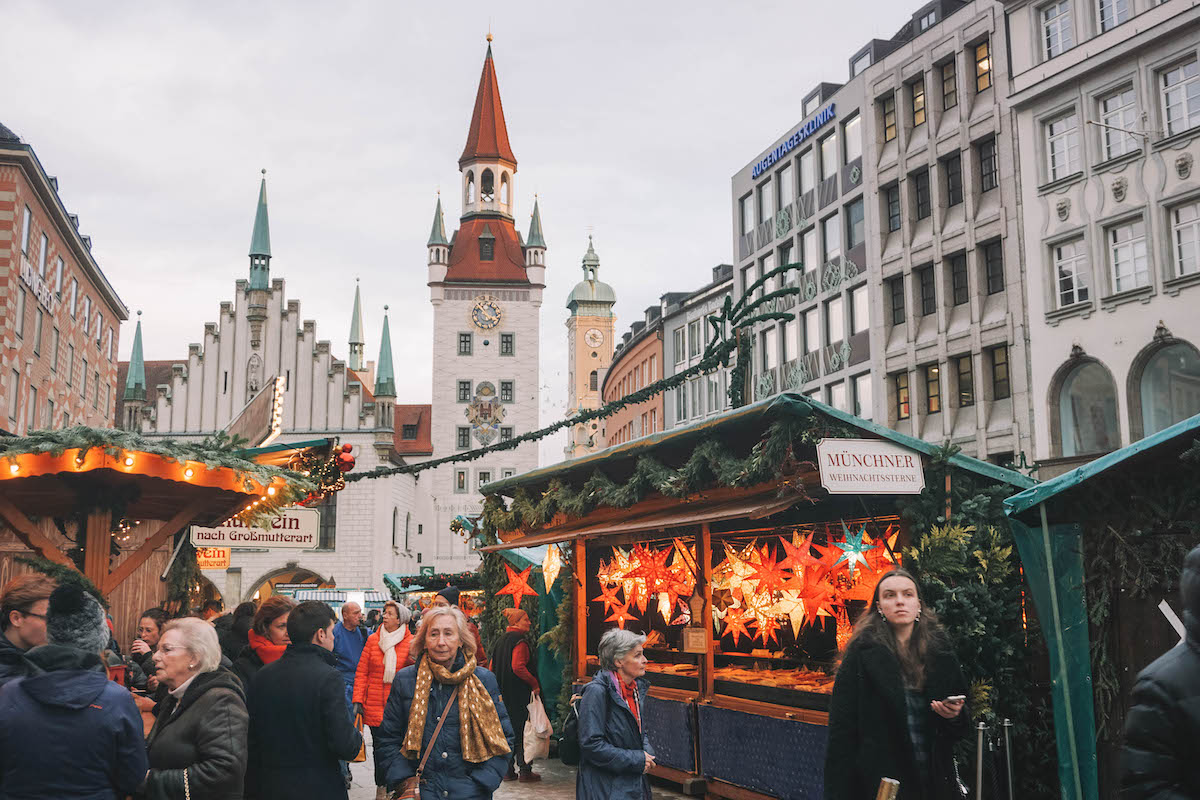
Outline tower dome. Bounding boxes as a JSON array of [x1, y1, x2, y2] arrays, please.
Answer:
[[566, 236, 616, 314]]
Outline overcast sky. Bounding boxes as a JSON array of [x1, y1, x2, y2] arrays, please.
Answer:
[[5, 1, 906, 455]]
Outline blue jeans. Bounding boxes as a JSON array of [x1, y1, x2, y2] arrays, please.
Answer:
[[341, 681, 356, 781]]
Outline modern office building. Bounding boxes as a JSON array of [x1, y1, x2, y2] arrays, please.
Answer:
[[731, 0, 1034, 465], [1003, 0, 1200, 474], [662, 264, 735, 430]]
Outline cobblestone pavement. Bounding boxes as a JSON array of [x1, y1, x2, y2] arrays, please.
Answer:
[[348, 730, 692, 799]]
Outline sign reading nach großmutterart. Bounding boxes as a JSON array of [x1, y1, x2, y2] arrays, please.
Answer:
[[815, 438, 926, 495], [190, 507, 320, 549]]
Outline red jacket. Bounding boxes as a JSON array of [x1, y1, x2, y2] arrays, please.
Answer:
[[352, 628, 412, 727]]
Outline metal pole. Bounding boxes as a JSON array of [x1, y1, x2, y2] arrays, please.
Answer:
[[160, 530, 190, 581], [1002, 719, 1015, 800], [975, 722, 987, 800]]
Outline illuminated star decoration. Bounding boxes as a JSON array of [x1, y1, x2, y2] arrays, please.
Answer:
[[541, 544, 563, 591], [746, 543, 791, 595], [722, 606, 753, 646], [496, 564, 539, 605], [832, 523, 874, 578], [606, 600, 635, 629], [593, 583, 622, 614], [773, 589, 807, 638], [779, 530, 821, 575]]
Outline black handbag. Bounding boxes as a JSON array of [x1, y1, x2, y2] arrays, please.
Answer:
[[559, 698, 581, 766]]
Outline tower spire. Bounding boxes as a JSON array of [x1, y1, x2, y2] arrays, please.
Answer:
[[459, 42, 516, 168], [526, 197, 546, 249], [428, 196, 448, 246], [375, 306, 396, 397], [124, 311, 146, 402], [248, 169, 271, 290], [348, 280, 365, 371]]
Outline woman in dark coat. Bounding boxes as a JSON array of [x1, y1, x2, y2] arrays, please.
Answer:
[[231, 595, 294, 702], [129, 607, 168, 692], [577, 628, 656, 800], [825, 568, 969, 800], [140, 618, 248, 799], [375, 605, 514, 799]]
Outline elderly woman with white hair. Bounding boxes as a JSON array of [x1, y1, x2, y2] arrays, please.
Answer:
[[140, 617, 249, 800], [577, 628, 656, 800]]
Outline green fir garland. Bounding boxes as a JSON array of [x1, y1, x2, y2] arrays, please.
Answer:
[[15, 555, 109, 608]]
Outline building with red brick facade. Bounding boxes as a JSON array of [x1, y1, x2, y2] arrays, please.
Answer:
[[0, 121, 128, 433]]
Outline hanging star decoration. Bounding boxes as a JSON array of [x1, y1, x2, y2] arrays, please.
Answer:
[[779, 530, 822, 575], [721, 605, 753, 646], [796, 565, 837, 620], [496, 564, 539, 604], [746, 542, 792, 596], [593, 583, 622, 614], [541, 544, 563, 591], [865, 525, 901, 572], [606, 600, 636, 629], [832, 522, 875, 578], [772, 589, 807, 638], [756, 613, 782, 646], [712, 540, 759, 602]]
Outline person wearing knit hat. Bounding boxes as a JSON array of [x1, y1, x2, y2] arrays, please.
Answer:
[[0, 583, 147, 798], [431, 586, 487, 665], [491, 605, 542, 782]]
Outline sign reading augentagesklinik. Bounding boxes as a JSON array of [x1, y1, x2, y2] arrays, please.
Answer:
[[751, 103, 836, 179], [190, 507, 320, 549], [816, 438, 926, 495]]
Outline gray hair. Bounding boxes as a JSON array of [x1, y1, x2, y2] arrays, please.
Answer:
[[410, 605, 476, 660], [162, 618, 222, 673], [383, 600, 412, 626], [597, 628, 646, 670]]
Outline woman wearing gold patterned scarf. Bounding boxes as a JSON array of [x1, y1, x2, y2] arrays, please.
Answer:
[[374, 605, 513, 799]]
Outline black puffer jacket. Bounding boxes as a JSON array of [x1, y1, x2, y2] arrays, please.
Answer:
[[140, 668, 249, 800], [825, 635, 969, 800], [1120, 545, 1200, 799]]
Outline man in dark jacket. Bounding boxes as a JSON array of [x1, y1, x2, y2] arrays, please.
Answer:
[[0, 573, 55, 689], [0, 582, 147, 799], [1121, 544, 1200, 798], [247, 600, 362, 800]]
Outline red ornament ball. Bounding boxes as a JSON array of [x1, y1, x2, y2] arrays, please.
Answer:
[[341, 444, 353, 453], [336, 451, 356, 473]]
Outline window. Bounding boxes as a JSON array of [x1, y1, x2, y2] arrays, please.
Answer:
[[757, 180, 774, 224], [479, 237, 494, 261], [844, 114, 862, 164], [851, 284, 869, 333], [761, 326, 779, 371], [822, 214, 841, 263], [925, 364, 942, 413], [942, 59, 958, 110], [1046, 113, 1080, 181], [919, 10, 937, 30], [913, 169, 931, 220], [984, 241, 1005, 295], [500, 427, 513, 442], [500, 333, 514, 356], [888, 276, 906, 325], [455, 470, 468, 493], [1171, 200, 1200, 277], [20, 206, 32, 254], [69, 279, 78, 317], [675, 385, 688, 420], [1162, 58, 1200, 137], [944, 154, 963, 207], [690, 378, 703, 416], [779, 164, 794, 208], [846, 198, 865, 250], [456, 427, 471, 449], [853, 374, 872, 420], [801, 227, 818, 272], [105, 327, 113, 360], [885, 184, 902, 232], [38, 233, 48, 276], [739, 195, 753, 235], [673, 328, 686, 363], [500, 380, 514, 402], [949, 254, 969, 305], [707, 375, 719, 414], [882, 94, 898, 142], [1100, 87, 1138, 159], [978, 138, 999, 192], [50, 328, 59, 372], [804, 309, 820, 353], [851, 52, 871, 77], [589, 370, 598, 391], [826, 296, 844, 344], [46, 399, 53, 429], [66, 345, 74, 386], [1059, 361, 1119, 456], [401, 424, 418, 440], [828, 381, 847, 411], [910, 78, 927, 127], [957, 355, 975, 406], [991, 345, 1011, 399], [975, 40, 992, 93], [1109, 219, 1149, 292], [688, 320, 702, 357], [896, 373, 911, 419], [501, 470, 515, 479], [917, 266, 937, 316], [457, 380, 471, 402], [1042, 1, 1073, 59], [819, 133, 838, 180], [1141, 344, 1200, 435], [54, 258, 64, 294], [740, 265, 755, 297], [457, 332, 472, 355], [93, 313, 102, 348], [28, 387, 37, 430], [14, 288, 25, 338], [1054, 238, 1090, 307], [1097, 0, 1129, 32], [32, 310, 43, 355], [7, 370, 16, 421], [799, 150, 815, 195], [650, 355, 657, 381], [92, 371, 99, 408]]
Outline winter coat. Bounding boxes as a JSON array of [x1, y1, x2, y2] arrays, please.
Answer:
[[1121, 545, 1200, 799], [825, 635, 969, 800], [246, 642, 362, 800], [218, 623, 250, 666], [333, 622, 368, 709], [231, 646, 266, 704], [375, 653, 515, 799], [0, 633, 32, 691], [352, 627, 412, 727], [577, 669, 654, 800], [140, 668, 249, 800], [0, 644, 147, 800]]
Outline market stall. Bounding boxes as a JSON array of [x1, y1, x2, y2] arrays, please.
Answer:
[[481, 393, 1037, 800]]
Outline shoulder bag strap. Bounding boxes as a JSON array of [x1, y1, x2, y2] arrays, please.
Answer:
[[415, 684, 462, 779]]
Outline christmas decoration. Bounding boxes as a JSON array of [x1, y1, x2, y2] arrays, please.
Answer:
[[592, 583, 622, 614], [605, 600, 636, 630], [831, 523, 877, 578], [336, 443, 356, 473], [721, 606, 753, 646], [495, 564, 539, 605], [746, 542, 791, 595], [541, 544, 563, 591]]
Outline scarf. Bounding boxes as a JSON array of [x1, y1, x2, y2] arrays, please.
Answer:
[[402, 652, 511, 764], [615, 671, 641, 728], [379, 625, 407, 684], [247, 630, 287, 666]]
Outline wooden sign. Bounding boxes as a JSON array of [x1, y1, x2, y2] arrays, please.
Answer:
[[195, 547, 231, 570], [191, 507, 320, 549], [681, 627, 708, 654]]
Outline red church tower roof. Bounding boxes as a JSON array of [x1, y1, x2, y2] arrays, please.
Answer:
[[444, 218, 530, 284], [459, 44, 516, 168]]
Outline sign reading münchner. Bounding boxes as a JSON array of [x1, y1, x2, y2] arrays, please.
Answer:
[[816, 438, 926, 495], [190, 507, 320, 549]]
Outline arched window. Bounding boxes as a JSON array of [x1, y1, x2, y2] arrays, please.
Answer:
[[481, 169, 495, 202], [391, 507, 398, 548], [1140, 343, 1200, 436], [501, 172, 510, 205], [404, 512, 412, 551], [1058, 361, 1120, 457], [589, 370, 598, 391], [466, 171, 475, 204]]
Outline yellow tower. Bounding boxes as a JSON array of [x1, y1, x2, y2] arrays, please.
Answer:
[[565, 236, 616, 458]]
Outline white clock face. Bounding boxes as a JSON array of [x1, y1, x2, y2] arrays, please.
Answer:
[[584, 328, 604, 348], [470, 296, 502, 330]]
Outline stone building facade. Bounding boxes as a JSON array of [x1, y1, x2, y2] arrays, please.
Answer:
[[601, 304, 665, 447], [564, 237, 616, 459], [663, 265, 735, 430]]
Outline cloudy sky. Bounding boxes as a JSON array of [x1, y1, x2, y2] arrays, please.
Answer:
[[5, 1, 904, 453]]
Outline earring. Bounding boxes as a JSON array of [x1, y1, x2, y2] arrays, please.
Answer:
[[877, 605, 885, 619], [915, 609, 921, 622], [189, 663, 196, 669]]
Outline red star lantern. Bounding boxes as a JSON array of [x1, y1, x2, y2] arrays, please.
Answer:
[[722, 606, 753, 646], [756, 614, 781, 646], [779, 531, 821, 574], [606, 600, 637, 629], [593, 583, 622, 614], [628, 544, 673, 595], [496, 564, 539, 604], [747, 543, 791, 596], [796, 567, 837, 620]]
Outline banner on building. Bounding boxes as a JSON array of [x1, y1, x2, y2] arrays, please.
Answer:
[[190, 507, 320, 549], [816, 438, 926, 495]]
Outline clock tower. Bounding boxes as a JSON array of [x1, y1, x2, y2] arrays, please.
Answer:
[[565, 236, 616, 459], [424, 38, 544, 571]]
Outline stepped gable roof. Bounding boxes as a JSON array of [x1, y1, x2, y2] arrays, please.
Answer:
[[459, 44, 516, 168], [393, 404, 434, 455], [444, 216, 530, 284]]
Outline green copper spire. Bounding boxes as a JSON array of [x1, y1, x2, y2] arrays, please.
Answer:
[[427, 196, 448, 247], [123, 311, 146, 402], [248, 170, 271, 290], [526, 198, 546, 249], [374, 306, 396, 397], [582, 234, 600, 269]]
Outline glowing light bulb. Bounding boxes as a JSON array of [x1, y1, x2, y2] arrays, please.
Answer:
[[183, 468, 194, 479], [8, 464, 18, 475], [267, 487, 276, 496], [124, 456, 135, 467]]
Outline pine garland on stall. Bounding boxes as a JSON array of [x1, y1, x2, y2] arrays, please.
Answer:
[[15, 555, 109, 608]]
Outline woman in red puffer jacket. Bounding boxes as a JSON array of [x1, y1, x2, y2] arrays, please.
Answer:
[[353, 601, 413, 794]]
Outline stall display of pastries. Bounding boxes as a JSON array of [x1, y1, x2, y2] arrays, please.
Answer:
[[713, 663, 834, 694]]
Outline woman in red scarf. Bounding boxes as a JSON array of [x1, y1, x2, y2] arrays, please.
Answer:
[[232, 595, 295, 703]]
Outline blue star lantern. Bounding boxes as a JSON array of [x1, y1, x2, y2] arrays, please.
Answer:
[[833, 522, 872, 578]]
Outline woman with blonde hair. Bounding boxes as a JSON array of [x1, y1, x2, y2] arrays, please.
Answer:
[[352, 600, 413, 798], [374, 605, 513, 799]]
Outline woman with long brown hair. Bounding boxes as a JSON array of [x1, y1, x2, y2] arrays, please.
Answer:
[[825, 568, 969, 800], [231, 595, 295, 705]]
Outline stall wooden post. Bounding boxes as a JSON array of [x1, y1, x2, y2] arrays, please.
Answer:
[[83, 511, 112, 590], [574, 538, 588, 680], [700, 522, 714, 701]]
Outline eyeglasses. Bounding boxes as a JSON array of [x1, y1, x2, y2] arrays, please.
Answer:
[[158, 644, 187, 655], [17, 611, 47, 621]]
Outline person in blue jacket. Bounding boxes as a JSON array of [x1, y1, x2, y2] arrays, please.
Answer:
[[577, 628, 656, 800], [375, 605, 513, 799], [0, 581, 147, 799]]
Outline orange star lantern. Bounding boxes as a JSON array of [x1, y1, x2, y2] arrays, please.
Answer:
[[746, 543, 791, 595], [496, 564, 539, 605], [721, 606, 753, 646], [605, 600, 637, 629], [593, 583, 622, 614]]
